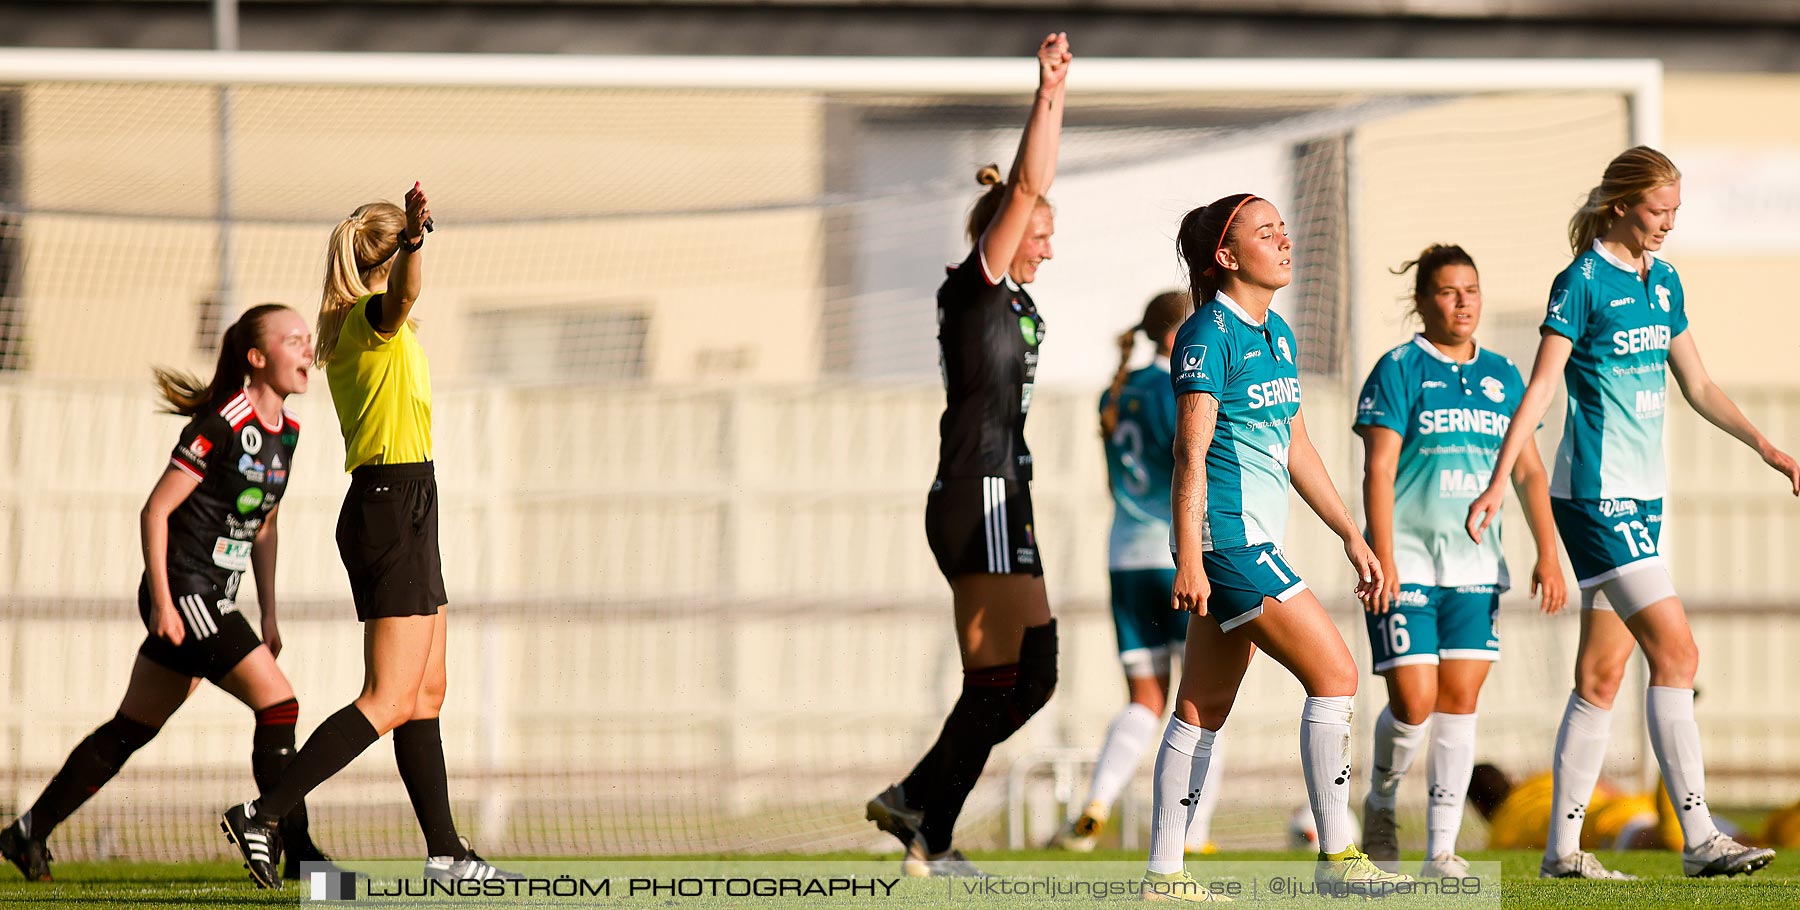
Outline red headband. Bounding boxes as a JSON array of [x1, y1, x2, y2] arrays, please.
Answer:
[[1203, 195, 1259, 277]]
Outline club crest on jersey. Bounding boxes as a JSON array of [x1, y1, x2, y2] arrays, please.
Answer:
[[1276, 337, 1293, 364], [1655, 285, 1672, 312], [240, 425, 262, 455], [1178, 344, 1209, 382], [1480, 375, 1506, 403]]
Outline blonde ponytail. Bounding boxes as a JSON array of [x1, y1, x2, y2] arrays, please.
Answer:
[[1099, 326, 1139, 439], [1568, 146, 1681, 255], [315, 201, 406, 363], [965, 163, 1051, 245], [1099, 290, 1193, 439]]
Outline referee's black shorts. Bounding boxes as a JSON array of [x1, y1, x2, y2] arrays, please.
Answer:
[[337, 461, 449, 622], [924, 476, 1044, 580], [136, 574, 262, 683]]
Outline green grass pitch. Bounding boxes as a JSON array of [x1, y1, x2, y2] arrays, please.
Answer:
[[0, 849, 1793, 908]]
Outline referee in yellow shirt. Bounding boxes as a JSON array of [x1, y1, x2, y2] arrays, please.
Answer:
[[222, 184, 515, 887]]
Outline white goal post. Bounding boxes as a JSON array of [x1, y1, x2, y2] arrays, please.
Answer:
[[0, 49, 1690, 861]]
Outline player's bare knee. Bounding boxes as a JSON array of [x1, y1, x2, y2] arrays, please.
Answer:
[[355, 693, 416, 733], [1575, 666, 1623, 708], [1434, 687, 1480, 715], [1306, 663, 1358, 699], [1646, 639, 1698, 685], [1132, 687, 1167, 716], [1394, 689, 1436, 726], [414, 672, 448, 715]]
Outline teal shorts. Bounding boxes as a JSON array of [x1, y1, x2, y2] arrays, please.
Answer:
[[1550, 497, 1663, 587], [1201, 544, 1307, 633], [1363, 584, 1501, 673], [1109, 569, 1188, 677]]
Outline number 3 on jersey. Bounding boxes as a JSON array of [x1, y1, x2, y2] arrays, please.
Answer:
[[1112, 420, 1148, 496]]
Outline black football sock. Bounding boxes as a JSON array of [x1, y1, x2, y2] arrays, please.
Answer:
[[23, 714, 158, 838], [394, 719, 465, 859], [254, 704, 379, 821]]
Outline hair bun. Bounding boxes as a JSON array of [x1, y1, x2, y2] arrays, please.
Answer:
[[976, 164, 1003, 187]]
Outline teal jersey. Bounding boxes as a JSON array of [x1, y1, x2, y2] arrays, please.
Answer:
[[1170, 293, 1301, 551], [1355, 335, 1526, 589], [1541, 241, 1688, 500], [1101, 359, 1177, 570]]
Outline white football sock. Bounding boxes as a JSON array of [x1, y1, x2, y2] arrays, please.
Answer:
[[1185, 731, 1225, 849], [1148, 717, 1214, 873], [1083, 703, 1160, 819], [1645, 686, 1719, 850], [1545, 692, 1612, 863], [1300, 695, 1355, 855], [1368, 705, 1428, 811], [1425, 712, 1477, 858]]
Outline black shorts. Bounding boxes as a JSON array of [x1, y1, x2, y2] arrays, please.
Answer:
[[337, 461, 449, 622], [925, 476, 1043, 579], [136, 574, 262, 683]]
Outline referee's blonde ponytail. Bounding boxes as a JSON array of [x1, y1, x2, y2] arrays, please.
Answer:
[[316, 201, 406, 363], [1568, 147, 1680, 255], [1100, 290, 1193, 439]]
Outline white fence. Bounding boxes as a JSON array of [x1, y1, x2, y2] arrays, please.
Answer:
[[1, 378, 1797, 860]]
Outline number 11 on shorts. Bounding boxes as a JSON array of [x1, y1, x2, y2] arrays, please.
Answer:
[[1256, 550, 1291, 584]]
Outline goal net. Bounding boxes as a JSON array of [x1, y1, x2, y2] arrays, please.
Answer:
[[0, 50, 1725, 862]]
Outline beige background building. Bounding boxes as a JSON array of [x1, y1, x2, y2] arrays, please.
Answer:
[[0, 60, 1796, 860]]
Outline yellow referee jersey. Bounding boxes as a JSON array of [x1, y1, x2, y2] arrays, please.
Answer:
[[327, 294, 432, 471], [1486, 773, 1672, 851]]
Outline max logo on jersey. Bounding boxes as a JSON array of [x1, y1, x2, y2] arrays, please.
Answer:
[[1178, 344, 1210, 382], [1481, 375, 1506, 403]]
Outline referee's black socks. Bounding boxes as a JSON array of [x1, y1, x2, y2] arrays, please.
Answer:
[[393, 719, 467, 860], [254, 704, 379, 822]]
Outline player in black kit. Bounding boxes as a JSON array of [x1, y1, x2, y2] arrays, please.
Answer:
[[0, 305, 338, 883], [866, 33, 1071, 878]]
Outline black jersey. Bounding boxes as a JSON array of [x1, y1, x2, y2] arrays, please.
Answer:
[[935, 245, 1045, 482], [165, 389, 299, 595]]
